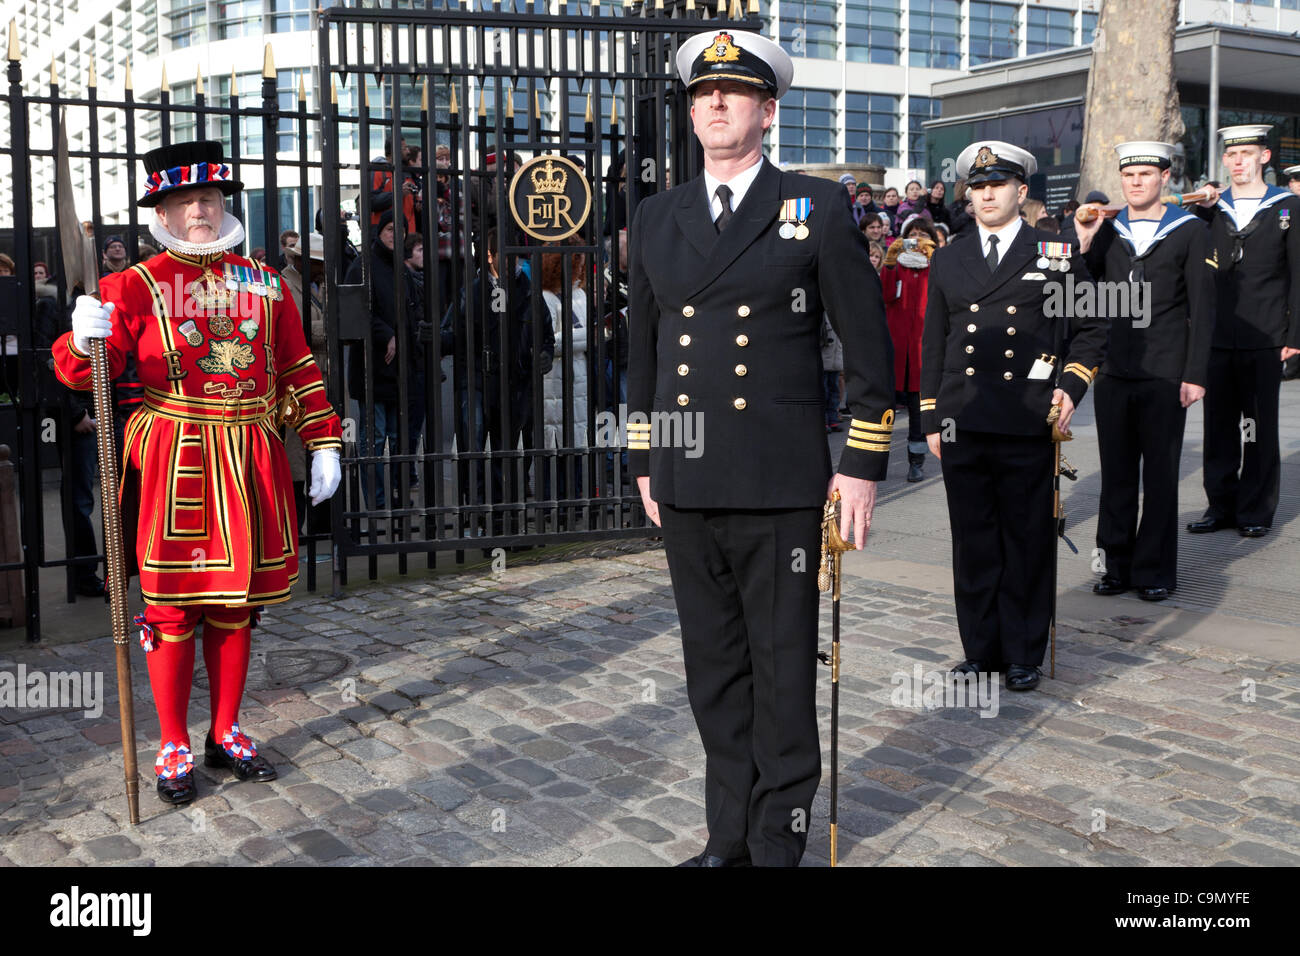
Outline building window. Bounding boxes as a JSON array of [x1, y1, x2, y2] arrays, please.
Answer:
[[139, 0, 159, 55], [217, 73, 265, 156], [908, 96, 942, 172], [845, 0, 902, 66], [167, 0, 207, 49], [845, 92, 899, 167], [1026, 7, 1074, 54], [779, 88, 837, 165], [216, 0, 264, 40], [1082, 11, 1099, 44], [779, 1, 839, 61], [909, 0, 961, 69], [969, 1, 1020, 65], [169, 81, 197, 143], [272, 0, 311, 33]]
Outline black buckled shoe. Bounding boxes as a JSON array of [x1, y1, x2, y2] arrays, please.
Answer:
[[204, 726, 278, 783], [155, 742, 197, 805], [1092, 574, 1129, 596], [1238, 525, 1268, 538], [1187, 515, 1231, 533], [1005, 665, 1041, 692]]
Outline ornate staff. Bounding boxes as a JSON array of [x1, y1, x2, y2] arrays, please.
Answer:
[[1074, 188, 1214, 224], [1046, 404, 1078, 681], [817, 489, 852, 866], [57, 118, 140, 824]]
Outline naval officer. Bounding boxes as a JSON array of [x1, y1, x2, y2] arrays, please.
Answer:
[[627, 28, 894, 866], [920, 141, 1108, 691], [1074, 141, 1216, 601]]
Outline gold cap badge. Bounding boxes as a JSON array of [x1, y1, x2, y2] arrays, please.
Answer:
[[702, 32, 742, 63]]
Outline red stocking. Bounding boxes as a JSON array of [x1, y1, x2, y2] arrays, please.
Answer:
[[202, 608, 253, 744], [138, 604, 201, 759]]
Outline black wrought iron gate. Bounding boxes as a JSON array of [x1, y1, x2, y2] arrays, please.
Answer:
[[318, 4, 759, 588]]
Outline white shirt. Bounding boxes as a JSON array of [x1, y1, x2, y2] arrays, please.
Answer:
[[1231, 197, 1262, 225], [1126, 219, 1160, 256], [977, 216, 1024, 267], [704, 156, 765, 223]]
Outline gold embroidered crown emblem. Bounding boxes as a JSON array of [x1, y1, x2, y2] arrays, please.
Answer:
[[974, 146, 999, 170], [702, 32, 742, 63], [530, 159, 567, 195]]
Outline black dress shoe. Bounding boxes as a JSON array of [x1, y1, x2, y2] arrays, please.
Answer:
[[907, 462, 924, 482], [1138, 586, 1170, 602], [950, 660, 985, 676], [1005, 665, 1041, 691], [1238, 525, 1268, 538], [677, 851, 751, 867], [157, 773, 197, 805], [1187, 515, 1231, 533], [1092, 574, 1129, 596], [204, 733, 278, 782]]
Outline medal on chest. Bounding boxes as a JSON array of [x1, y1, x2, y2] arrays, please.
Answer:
[[1280, 209, 1291, 232], [224, 263, 283, 301], [779, 197, 813, 240], [1035, 241, 1072, 272]]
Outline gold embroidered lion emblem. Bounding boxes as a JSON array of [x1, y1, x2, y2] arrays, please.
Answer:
[[197, 339, 256, 377]]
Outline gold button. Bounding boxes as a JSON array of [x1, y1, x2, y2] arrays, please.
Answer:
[[736, 334, 749, 347], [965, 345, 974, 354], [970, 303, 980, 312], [677, 364, 689, 376], [965, 367, 974, 376], [1007, 305, 1017, 315], [1003, 371, 1013, 381], [1005, 349, 1014, 358], [967, 323, 977, 333], [682, 305, 695, 317], [733, 397, 747, 410], [737, 305, 751, 317], [677, 394, 689, 406], [1007, 327, 1016, 336], [679, 334, 691, 347]]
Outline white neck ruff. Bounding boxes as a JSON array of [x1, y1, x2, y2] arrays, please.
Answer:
[[150, 211, 246, 257]]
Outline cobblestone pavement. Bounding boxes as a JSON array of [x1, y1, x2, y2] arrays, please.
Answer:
[[3, 533, 1299, 867]]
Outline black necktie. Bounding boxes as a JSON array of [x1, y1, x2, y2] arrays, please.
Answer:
[[985, 233, 999, 273], [715, 184, 734, 233]]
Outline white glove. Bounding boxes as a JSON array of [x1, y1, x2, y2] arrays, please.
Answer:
[[309, 448, 341, 505], [72, 297, 115, 354]]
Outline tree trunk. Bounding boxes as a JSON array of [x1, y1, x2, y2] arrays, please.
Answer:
[[1078, 0, 1183, 202]]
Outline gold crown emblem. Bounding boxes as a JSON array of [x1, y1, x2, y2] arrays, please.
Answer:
[[702, 32, 742, 64], [530, 159, 567, 195], [974, 146, 999, 170]]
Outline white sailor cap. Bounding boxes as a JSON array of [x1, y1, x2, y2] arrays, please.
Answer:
[[1284, 165, 1300, 182], [1218, 124, 1271, 148], [956, 141, 1037, 186], [1114, 141, 1174, 170], [676, 29, 794, 99]]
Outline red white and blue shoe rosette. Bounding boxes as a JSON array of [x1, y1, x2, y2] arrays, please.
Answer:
[[156, 742, 194, 779], [222, 723, 258, 761]]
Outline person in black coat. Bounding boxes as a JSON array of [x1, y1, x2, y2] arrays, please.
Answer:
[[921, 140, 1108, 692], [1075, 141, 1215, 601], [628, 29, 894, 867], [345, 209, 424, 509], [440, 228, 555, 534], [1184, 124, 1300, 537]]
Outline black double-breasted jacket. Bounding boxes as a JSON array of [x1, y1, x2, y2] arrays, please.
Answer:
[[1083, 205, 1216, 385], [920, 223, 1108, 437], [627, 158, 895, 509]]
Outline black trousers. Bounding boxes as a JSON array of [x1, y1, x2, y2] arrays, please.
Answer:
[[939, 430, 1054, 668], [1095, 375, 1187, 589], [1202, 347, 1282, 527], [659, 503, 822, 867]]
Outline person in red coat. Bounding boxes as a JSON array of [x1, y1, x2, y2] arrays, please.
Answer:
[[881, 215, 939, 481], [54, 140, 343, 806]]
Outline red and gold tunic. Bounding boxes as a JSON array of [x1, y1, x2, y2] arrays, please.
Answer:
[[53, 249, 342, 607]]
